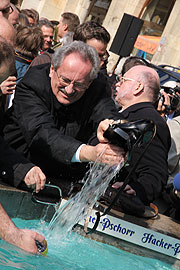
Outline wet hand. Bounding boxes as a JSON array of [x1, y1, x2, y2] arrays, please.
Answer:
[[24, 166, 46, 193], [95, 143, 125, 165], [16, 229, 46, 253], [80, 143, 125, 165]]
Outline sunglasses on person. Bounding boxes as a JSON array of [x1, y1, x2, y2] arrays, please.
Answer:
[[0, 5, 13, 15]]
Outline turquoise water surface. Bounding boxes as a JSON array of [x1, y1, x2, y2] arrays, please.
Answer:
[[0, 218, 177, 270]]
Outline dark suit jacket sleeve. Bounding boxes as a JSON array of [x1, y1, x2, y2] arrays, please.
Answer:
[[0, 136, 34, 187]]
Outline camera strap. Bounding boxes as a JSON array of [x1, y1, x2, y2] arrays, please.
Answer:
[[86, 126, 156, 234]]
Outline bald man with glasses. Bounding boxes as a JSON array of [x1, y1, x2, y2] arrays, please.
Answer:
[[98, 65, 171, 213]]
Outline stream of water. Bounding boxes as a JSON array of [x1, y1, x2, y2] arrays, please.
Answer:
[[48, 158, 124, 237]]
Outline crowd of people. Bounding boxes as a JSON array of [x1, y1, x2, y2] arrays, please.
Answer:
[[0, 0, 180, 254]]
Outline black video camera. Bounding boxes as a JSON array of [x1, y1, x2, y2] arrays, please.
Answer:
[[158, 85, 180, 113], [103, 119, 155, 153]]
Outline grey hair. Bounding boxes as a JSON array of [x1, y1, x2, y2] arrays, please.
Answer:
[[62, 32, 74, 46], [52, 40, 100, 81], [38, 19, 54, 30]]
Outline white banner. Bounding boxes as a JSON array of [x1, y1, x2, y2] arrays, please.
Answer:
[[79, 209, 180, 260]]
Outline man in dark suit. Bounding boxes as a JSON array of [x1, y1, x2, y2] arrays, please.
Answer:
[[0, 36, 46, 192], [98, 65, 171, 206], [4, 41, 124, 194], [0, 37, 46, 254]]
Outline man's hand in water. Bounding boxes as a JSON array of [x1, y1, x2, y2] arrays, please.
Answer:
[[13, 229, 45, 253], [79, 143, 124, 165], [0, 203, 45, 254]]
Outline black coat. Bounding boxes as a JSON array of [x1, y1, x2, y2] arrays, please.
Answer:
[[0, 136, 34, 187], [118, 102, 171, 204], [4, 63, 119, 180]]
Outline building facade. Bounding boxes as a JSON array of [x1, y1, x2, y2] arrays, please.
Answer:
[[20, 0, 178, 72]]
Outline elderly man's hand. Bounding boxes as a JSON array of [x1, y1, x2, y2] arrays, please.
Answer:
[[24, 166, 46, 193], [0, 76, 16, 95], [97, 119, 114, 143], [80, 143, 125, 165]]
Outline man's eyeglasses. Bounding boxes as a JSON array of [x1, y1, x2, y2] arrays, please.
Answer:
[[116, 75, 140, 84], [0, 5, 14, 15], [55, 71, 89, 92]]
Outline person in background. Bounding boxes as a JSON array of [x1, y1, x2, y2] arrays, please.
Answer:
[[0, 2, 17, 95], [0, 0, 13, 19], [8, 3, 19, 27], [0, 5, 46, 191], [73, 21, 110, 69], [173, 173, 180, 199], [30, 8, 39, 25], [54, 12, 80, 49], [160, 172, 180, 221], [15, 25, 43, 83], [0, 17, 16, 117], [38, 19, 54, 53], [73, 21, 111, 96], [167, 116, 180, 184], [29, 19, 54, 67], [0, 37, 46, 253], [61, 31, 74, 46], [5, 25, 43, 109], [21, 8, 39, 26], [0, 15, 15, 46], [30, 13, 80, 67], [16, 12, 30, 27], [98, 65, 171, 212], [3, 41, 123, 195], [0, 37, 46, 192], [155, 80, 180, 120]]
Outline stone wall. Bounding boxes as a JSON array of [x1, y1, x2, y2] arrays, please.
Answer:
[[20, 0, 179, 69]]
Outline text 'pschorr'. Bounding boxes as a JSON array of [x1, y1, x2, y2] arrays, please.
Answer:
[[89, 216, 135, 236]]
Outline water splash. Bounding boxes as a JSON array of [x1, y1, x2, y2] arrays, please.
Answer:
[[48, 152, 124, 237]]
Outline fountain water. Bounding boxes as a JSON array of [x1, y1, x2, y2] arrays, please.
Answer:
[[48, 148, 124, 237], [47, 119, 155, 237]]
